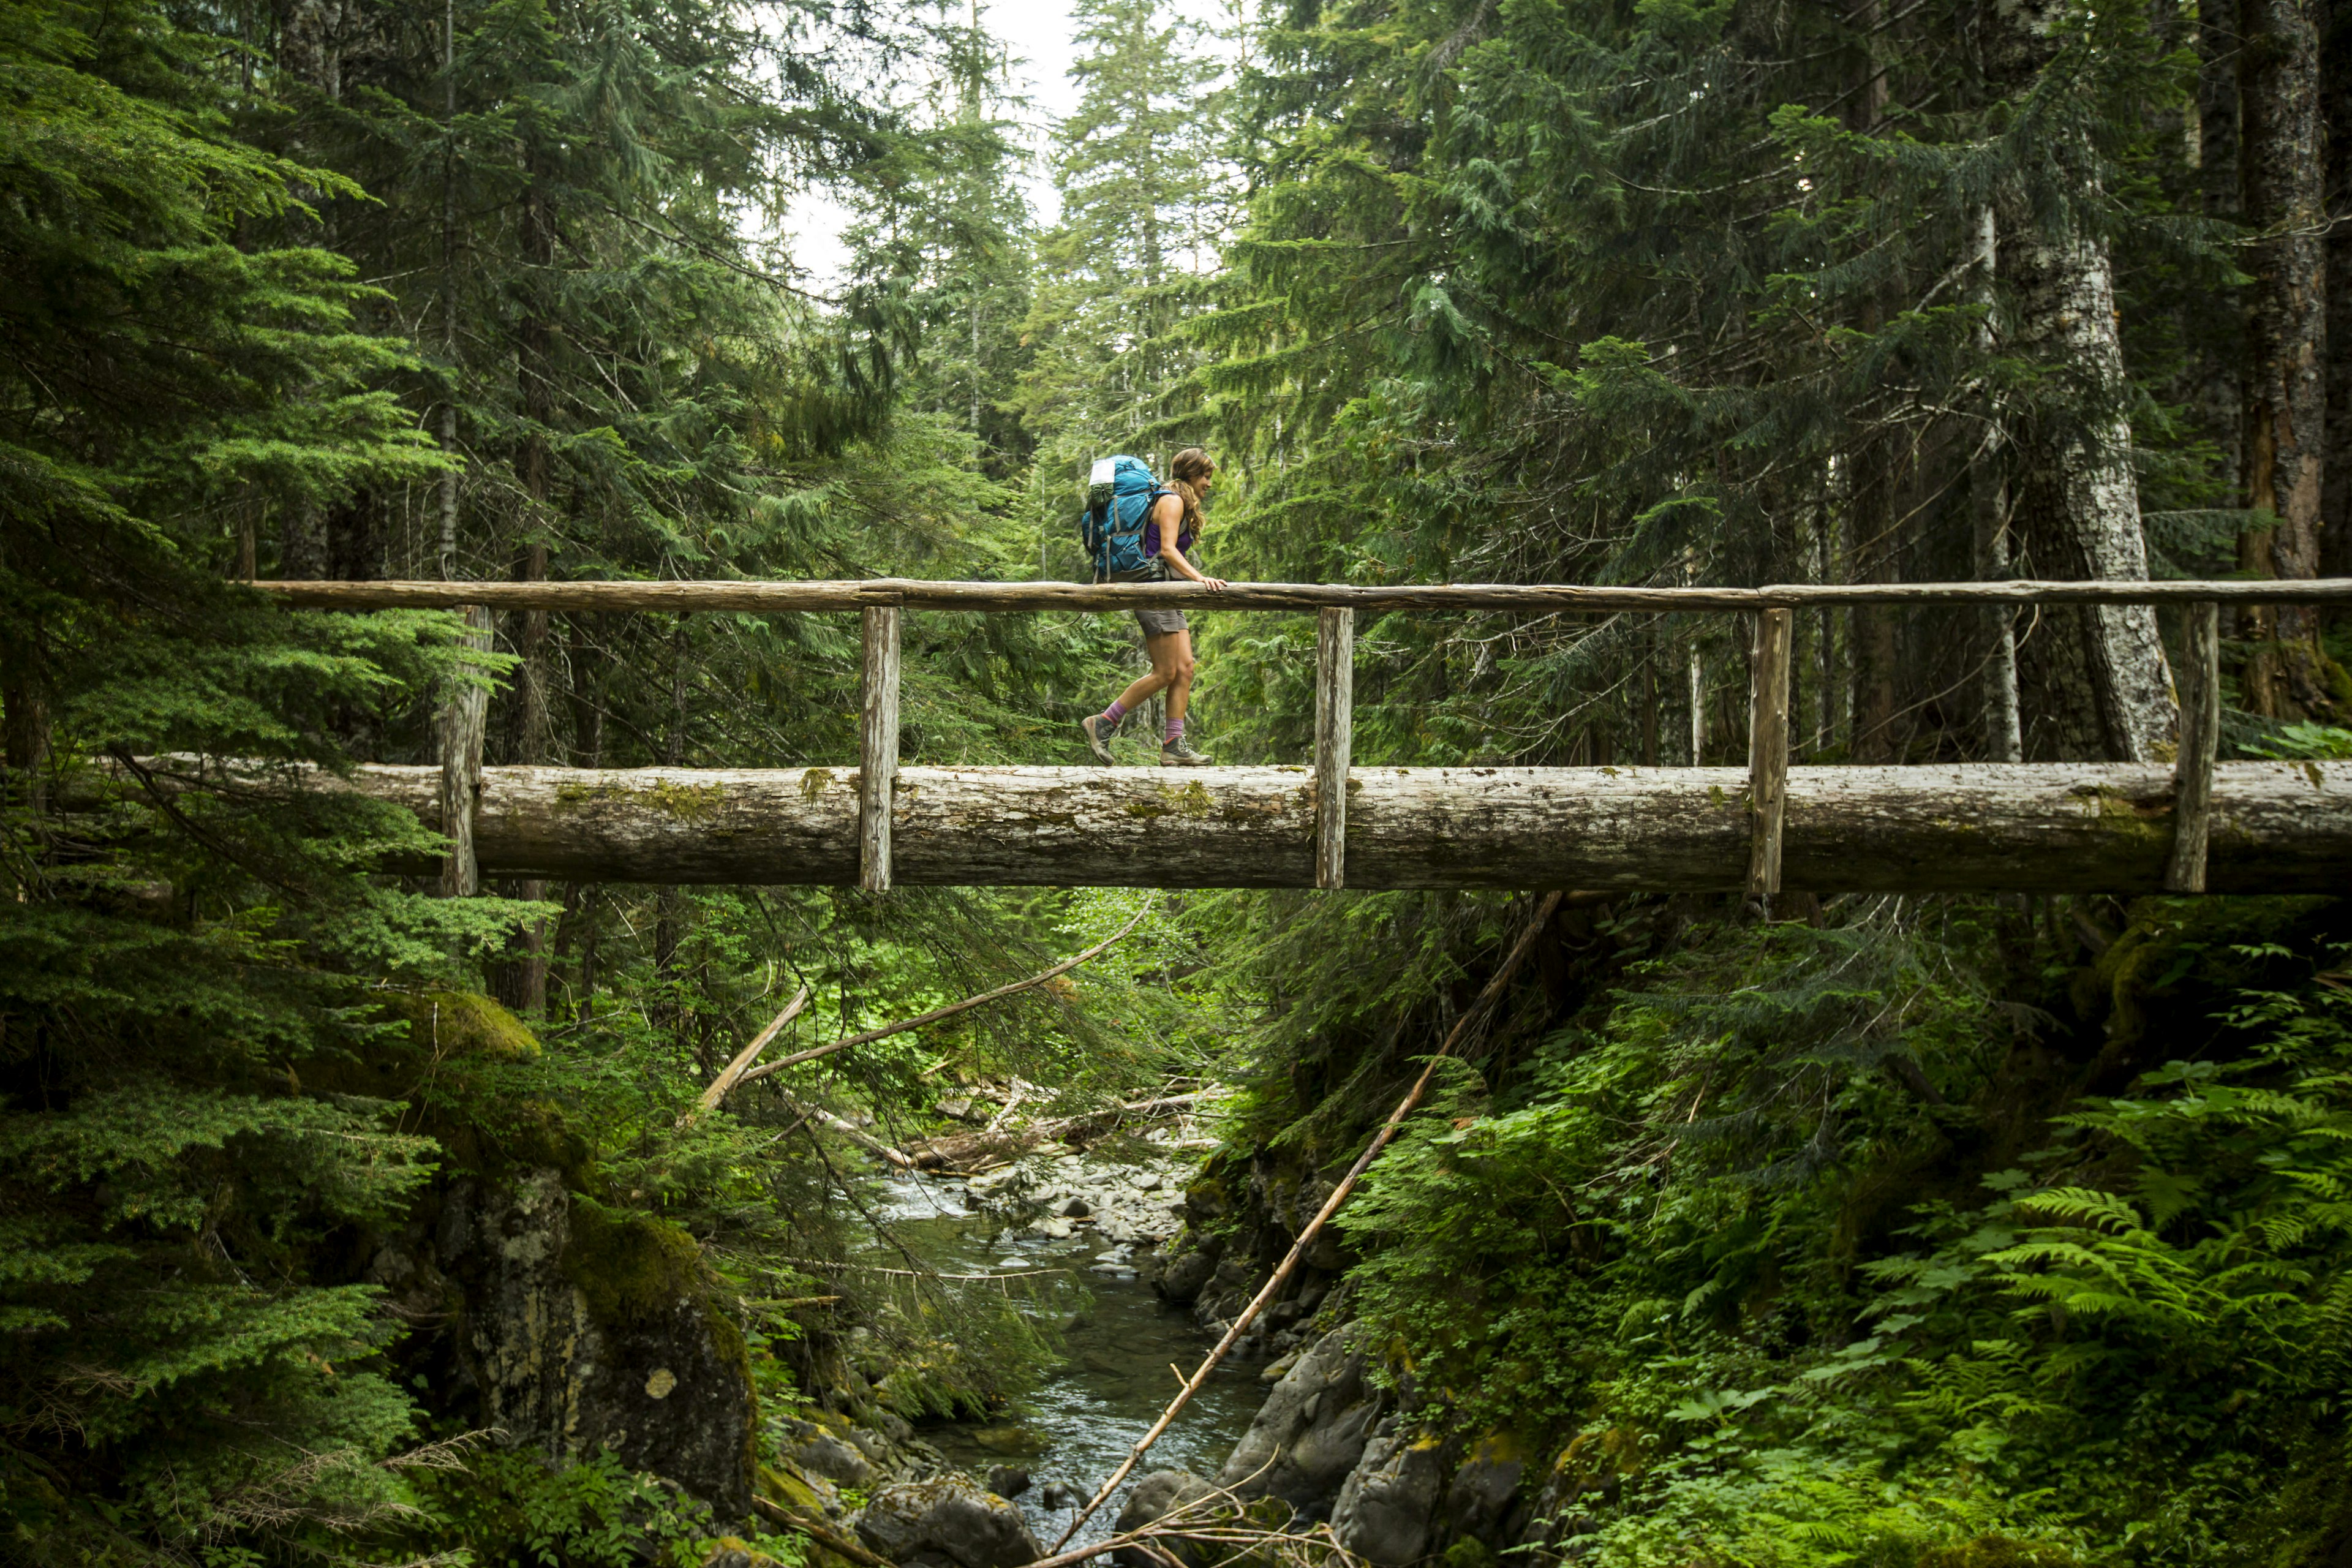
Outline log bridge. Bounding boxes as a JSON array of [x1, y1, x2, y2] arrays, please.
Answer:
[[261, 576, 2352, 899]]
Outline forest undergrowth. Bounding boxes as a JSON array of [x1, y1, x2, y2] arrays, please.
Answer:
[[1172, 883, 2352, 1567]]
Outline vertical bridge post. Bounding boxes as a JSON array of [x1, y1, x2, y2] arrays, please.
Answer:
[[859, 604, 902, 894], [1747, 607, 1793, 910], [2165, 601, 2221, 893], [1314, 607, 1354, 890]]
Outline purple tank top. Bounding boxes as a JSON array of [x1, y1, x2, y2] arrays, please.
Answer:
[[1142, 491, 1193, 560]]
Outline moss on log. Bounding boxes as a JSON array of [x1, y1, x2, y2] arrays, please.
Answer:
[[283, 760, 2352, 893]]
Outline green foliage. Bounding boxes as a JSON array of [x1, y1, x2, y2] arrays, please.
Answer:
[[1304, 897, 2352, 1566], [406, 1449, 720, 1568], [2245, 723, 2352, 761]]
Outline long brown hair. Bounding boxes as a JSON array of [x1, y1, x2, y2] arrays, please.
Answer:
[[1167, 448, 1216, 535]]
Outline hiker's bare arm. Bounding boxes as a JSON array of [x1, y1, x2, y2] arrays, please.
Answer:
[[1155, 495, 1226, 590]]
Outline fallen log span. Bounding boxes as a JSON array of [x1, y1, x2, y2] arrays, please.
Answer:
[[205, 760, 2351, 892]]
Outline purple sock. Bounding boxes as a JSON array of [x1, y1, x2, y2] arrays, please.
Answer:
[[1101, 699, 1128, 726], [1165, 715, 1185, 744]]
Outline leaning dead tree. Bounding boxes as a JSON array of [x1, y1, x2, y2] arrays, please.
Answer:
[[685, 903, 1153, 1123]]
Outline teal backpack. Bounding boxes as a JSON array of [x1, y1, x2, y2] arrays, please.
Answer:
[[1079, 456, 1169, 577]]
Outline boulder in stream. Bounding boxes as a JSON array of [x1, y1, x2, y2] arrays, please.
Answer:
[[854, 1475, 1041, 1568], [1329, 1431, 1448, 1566], [1215, 1328, 1382, 1516], [1110, 1470, 1218, 1568]]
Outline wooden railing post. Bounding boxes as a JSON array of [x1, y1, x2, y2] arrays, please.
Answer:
[[436, 603, 492, 897], [1747, 608, 1793, 910], [1314, 607, 1354, 890], [859, 605, 901, 894], [2164, 601, 2220, 893]]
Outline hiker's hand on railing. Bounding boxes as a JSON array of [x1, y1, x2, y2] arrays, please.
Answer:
[[1200, 576, 1229, 592]]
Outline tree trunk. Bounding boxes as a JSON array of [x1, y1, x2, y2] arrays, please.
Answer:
[[1970, 206, 2024, 762], [2237, 0, 2335, 716], [2197, 0, 2247, 481], [554, 613, 605, 1022], [2000, 209, 2175, 761], [435, 606, 492, 898], [1850, 456, 1902, 763], [1989, 0, 2176, 762], [1844, 6, 1899, 763], [221, 758, 2352, 895], [2319, 0, 2352, 597], [652, 616, 689, 1028], [493, 140, 560, 1012]]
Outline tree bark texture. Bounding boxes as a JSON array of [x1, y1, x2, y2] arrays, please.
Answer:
[[1314, 607, 1353, 889], [858, 605, 901, 893], [1747, 609, 1793, 902], [228, 760, 2352, 895], [1988, 0, 2176, 762], [2237, 0, 2335, 715], [434, 605, 493, 897], [2320, 0, 2352, 589], [2165, 602, 2223, 891], [257, 576, 2352, 616], [1999, 211, 2176, 760]]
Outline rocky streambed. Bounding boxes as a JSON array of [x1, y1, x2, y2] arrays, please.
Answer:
[[766, 1128, 1270, 1561], [753, 1131, 1561, 1568]]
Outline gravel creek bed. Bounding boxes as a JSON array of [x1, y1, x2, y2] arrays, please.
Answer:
[[861, 1134, 1264, 1547]]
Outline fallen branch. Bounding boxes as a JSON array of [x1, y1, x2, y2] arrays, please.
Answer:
[[981, 1079, 1033, 1134], [682, 983, 812, 1125], [738, 902, 1154, 1086], [1028, 1469, 1360, 1568], [781, 1089, 915, 1169], [749, 1496, 895, 1568], [1051, 891, 1568, 1549]]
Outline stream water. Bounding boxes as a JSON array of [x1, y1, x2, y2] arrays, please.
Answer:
[[866, 1170, 1262, 1547]]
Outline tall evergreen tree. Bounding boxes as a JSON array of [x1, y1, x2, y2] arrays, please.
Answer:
[[1014, 0, 1233, 580], [1194, 0, 2320, 768]]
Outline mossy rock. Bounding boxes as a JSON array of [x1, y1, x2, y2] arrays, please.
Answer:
[[293, 989, 585, 1177], [562, 1200, 710, 1329], [701, 1537, 799, 1568], [379, 987, 541, 1061], [1914, 1538, 2086, 1568], [1183, 1172, 1233, 1219], [556, 1193, 758, 1485], [2070, 897, 2339, 1068], [758, 1460, 832, 1516]]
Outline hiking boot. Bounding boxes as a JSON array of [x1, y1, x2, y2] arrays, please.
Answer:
[[1159, 736, 1215, 767], [1080, 713, 1120, 764]]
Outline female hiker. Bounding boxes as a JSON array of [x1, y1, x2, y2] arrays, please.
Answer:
[[1080, 447, 1226, 766]]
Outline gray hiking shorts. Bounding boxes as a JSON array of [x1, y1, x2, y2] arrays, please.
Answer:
[[1102, 567, 1189, 639]]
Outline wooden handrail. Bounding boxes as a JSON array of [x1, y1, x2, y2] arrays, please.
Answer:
[[287, 573, 2334, 902], [253, 576, 2352, 614]]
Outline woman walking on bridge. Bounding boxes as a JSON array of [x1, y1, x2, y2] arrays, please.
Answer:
[[1081, 447, 1226, 766]]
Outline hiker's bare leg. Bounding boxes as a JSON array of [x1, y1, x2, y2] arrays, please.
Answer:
[[1114, 631, 1189, 713], [1160, 631, 1195, 727]]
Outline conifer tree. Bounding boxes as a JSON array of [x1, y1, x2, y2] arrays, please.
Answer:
[[1014, 0, 1233, 579], [1197, 0, 2324, 767]]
